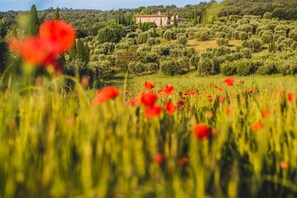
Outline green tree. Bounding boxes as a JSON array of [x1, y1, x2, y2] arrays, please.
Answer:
[[97, 24, 126, 44], [200, 7, 207, 25], [174, 15, 177, 27], [29, 4, 39, 36], [55, 7, 60, 20]]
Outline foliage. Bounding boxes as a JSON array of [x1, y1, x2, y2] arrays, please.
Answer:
[[97, 23, 126, 44]]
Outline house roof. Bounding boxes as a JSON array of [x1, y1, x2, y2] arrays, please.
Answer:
[[136, 15, 168, 18]]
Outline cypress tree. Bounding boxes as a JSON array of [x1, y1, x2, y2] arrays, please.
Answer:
[[129, 14, 133, 31], [76, 39, 84, 61], [200, 7, 207, 26], [29, 4, 39, 36], [83, 44, 90, 63], [55, 7, 60, 20]]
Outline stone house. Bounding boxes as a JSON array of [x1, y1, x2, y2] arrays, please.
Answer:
[[136, 12, 179, 27]]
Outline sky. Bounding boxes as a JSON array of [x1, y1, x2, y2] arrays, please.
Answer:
[[0, 0, 207, 11]]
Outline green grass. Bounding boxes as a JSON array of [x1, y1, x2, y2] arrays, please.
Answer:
[[1, 75, 297, 197]]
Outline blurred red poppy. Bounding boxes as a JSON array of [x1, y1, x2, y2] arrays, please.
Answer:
[[280, 161, 288, 169], [225, 107, 232, 115], [39, 20, 76, 54], [193, 123, 212, 140], [144, 106, 162, 118], [223, 77, 234, 86], [144, 81, 155, 90], [130, 97, 140, 107], [9, 38, 56, 66], [9, 20, 75, 73], [165, 101, 177, 115], [288, 93, 294, 102], [141, 92, 157, 107], [251, 122, 264, 131], [261, 110, 270, 117], [154, 153, 164, 165], [161, 85, 174, 95], [219, 96, 225, 102], [92, 86, 119, 104], [177, 157, 189, 166]]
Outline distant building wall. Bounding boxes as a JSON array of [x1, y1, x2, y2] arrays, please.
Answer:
[[136, 12, 170, 27]]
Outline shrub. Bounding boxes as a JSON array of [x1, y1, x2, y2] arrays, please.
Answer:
[[190, 55, 200, 69], [263, 12, 273, 19], [143, 52, 158, 64], [198, 58, 213, 75], [257, 60, 277, 75], [138, 32, 149, 44], [147, 38, 156, 46], [127, 32, 138, 38], [289, 29, 297, 41], [196, 31, 211, 41], [128, 61, 144, 74], [217, 38, 229, 46], [164, 30, 176, 40], [240, 48, 252, 59], [242, 39, 262, 52], [215, 46, 231, 56], [177, 35, 188, 45], [261, 31, 274, 44], [235, 59, 254, 76], [238, 32, 248, 40], [221, 62, 236, 76], [160, 58, 189, 76]]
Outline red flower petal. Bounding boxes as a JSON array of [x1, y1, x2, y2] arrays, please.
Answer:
[[251, 122, 264, 131], [193, 123, 212, 140], [144, 106, 162, 118], [39, 20, 76, 54], [92, 86, 119, 104], [165, 101, 177, 115], [144, 81, 155, 90], [141, 92, 157, 107], [223, 77, 234, 86], [154, 153, 164, 165]]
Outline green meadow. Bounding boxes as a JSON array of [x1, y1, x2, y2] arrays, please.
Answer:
[[1, 75, 297, 197]]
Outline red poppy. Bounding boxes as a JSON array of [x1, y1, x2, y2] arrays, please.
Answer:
[[39, 20, 76, 54], [92, 86, 119, 104], [280, 161, 288, 169], [193, 123, 212, 140], [144, 81, 155, 90], [165, 101, 177, 115], [130, 97, 139, 107], [9, 20, 76, 73], [219, 96, 225, 103], [225, 107, 232, 115], [177, 157, 189, 166], [141, 92, 157, 107], [9, 38, 56, 66], [161, 85, 174, 95], [154, 153, 164, 165], [223, 77, 234, 86], [144, 106, 162, 118], [261, 110, 270, 117], [287, 93, 294, 102], [251, 122, 264, 131], [177, 100, 185, 107]]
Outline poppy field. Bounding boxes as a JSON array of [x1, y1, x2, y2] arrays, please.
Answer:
[[1, 73, 297, 198], [1, 15, 297, 198]]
